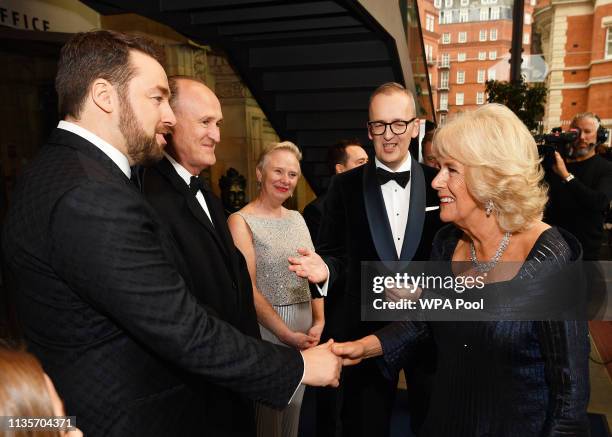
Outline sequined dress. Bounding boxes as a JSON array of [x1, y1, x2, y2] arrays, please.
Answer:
[[234, 210, 314, 437]]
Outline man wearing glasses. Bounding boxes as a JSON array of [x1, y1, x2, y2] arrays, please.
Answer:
[[291, 82, 433, 437]]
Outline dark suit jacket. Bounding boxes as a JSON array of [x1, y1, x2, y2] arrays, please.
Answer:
[[303, 193, 326, 241], [142, 158, 260, 436], [317, 159, 441, 337], [1, 129, 303, 437]]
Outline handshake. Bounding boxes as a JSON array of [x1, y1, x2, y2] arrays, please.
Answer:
[[300, 335, 382, 387]]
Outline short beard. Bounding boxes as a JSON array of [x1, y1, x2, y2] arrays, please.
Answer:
[[118, 93, 163, 166], [572, 143, 595, 158]]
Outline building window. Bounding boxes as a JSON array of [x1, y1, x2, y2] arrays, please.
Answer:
[[440, 93, 448, 110], [441, 70, 450, 88], [458, 31, 467, 43], [425, 44, 432, 61], [480, 7, 489, 20], [488, 69, 496, 80], [460, 9, 469, 22], [441, 52, 450, 66], [434, 0, 442, 8], [607, 28, 612, 59], [524, 12, 532, 25], [456, 92, 464, 105], [490, 28, 498, 40], [458, 52, 466, 61], [461, 0, 469, 6], [523, 33, 530, 44], [489, 50, 497, 59], [426, 14, 435, 32], [457, 70, 465, 84], [491, 6, 500, 19], [478, 51, 486, 60], [477, 69, 485, 83], [477, 92, 485, 105], [479, 29, 487, 41], [442, 33, 451, 44], [445, 0, 453, 7]]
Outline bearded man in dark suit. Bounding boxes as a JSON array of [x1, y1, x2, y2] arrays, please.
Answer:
[[1, 30, 341, 437], [141, 76, 262, 436], [290, 82, 440, 437]]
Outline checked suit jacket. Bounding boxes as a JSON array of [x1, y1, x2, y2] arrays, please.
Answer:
[[142, 157, 261, 436], [1, 128, 303, 437]]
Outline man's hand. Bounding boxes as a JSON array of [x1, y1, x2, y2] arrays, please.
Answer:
[[552, 151, 571, 179], [288, 248, 329, 284], [331, 341, 366, 366], [301, 339, 342, 387]]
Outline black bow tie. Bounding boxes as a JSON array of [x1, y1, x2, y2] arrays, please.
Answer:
[[189, 176, 210, 195], [376, 167, 411, 188]]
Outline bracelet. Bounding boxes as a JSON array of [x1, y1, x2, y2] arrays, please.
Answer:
[[564, 173, 575, 183]]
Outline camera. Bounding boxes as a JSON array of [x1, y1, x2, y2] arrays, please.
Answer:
[[535, 127, 581, 168]]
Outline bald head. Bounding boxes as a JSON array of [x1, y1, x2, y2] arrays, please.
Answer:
[[166, 76, 223, 174]]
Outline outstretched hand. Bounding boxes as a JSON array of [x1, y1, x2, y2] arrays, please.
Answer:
[[288, 248, 329, 284], [331, 341, 366, 366], [301, 339, 342, 387]]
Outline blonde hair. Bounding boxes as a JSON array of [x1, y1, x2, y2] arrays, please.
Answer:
[[433, 103, 547, 232], [256, 141, 302, 172], [0, 347, 61, 437]]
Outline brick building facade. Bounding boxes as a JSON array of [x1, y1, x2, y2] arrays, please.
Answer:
[[418, 0, 534, 123], [534, 0, 612, 133]]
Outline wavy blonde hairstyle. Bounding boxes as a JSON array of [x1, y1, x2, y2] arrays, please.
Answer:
[[256, 141, 303, 173], [433, 103, 547, 232]]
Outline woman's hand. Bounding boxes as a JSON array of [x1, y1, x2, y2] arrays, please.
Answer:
[[307, 321, 325, 347], [331, 335, 383, 366], [281, 330, 319, 350]]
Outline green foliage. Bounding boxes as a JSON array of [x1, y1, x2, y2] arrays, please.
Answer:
[[485, 77, 547, 132]]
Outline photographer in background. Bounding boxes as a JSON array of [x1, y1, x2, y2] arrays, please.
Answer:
[[545, 112, 612, 260]]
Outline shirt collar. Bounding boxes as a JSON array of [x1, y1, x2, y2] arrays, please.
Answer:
[[57, 120, 131, 178], [374, 153, 412, 173], [164, 152, 197, 186]]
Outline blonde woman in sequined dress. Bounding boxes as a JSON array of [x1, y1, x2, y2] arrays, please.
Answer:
[[228, 141, 324, 437]]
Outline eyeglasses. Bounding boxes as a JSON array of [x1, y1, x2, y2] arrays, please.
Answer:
[[367, 117, 417, 136]]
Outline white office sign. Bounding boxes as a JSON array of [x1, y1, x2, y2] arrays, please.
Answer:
[[0, 0, 99, 33]]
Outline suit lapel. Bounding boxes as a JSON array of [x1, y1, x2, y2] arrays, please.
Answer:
[[156, 158, 230, 260], [48, 128, 135, 190], [204, 191, 238, 267], [399, 160, 426, 261], [362, 161, 398, 261]]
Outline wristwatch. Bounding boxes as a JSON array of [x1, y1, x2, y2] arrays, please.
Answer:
[[564, 173, 575, 183]]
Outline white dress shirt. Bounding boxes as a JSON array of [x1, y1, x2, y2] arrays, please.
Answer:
[[57, 121, 131, 178], [164, 152, 214, 225], [375, 155, 412, 257]]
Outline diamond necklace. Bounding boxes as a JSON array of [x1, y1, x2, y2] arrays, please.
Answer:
[[469, 232, 511, 273]]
